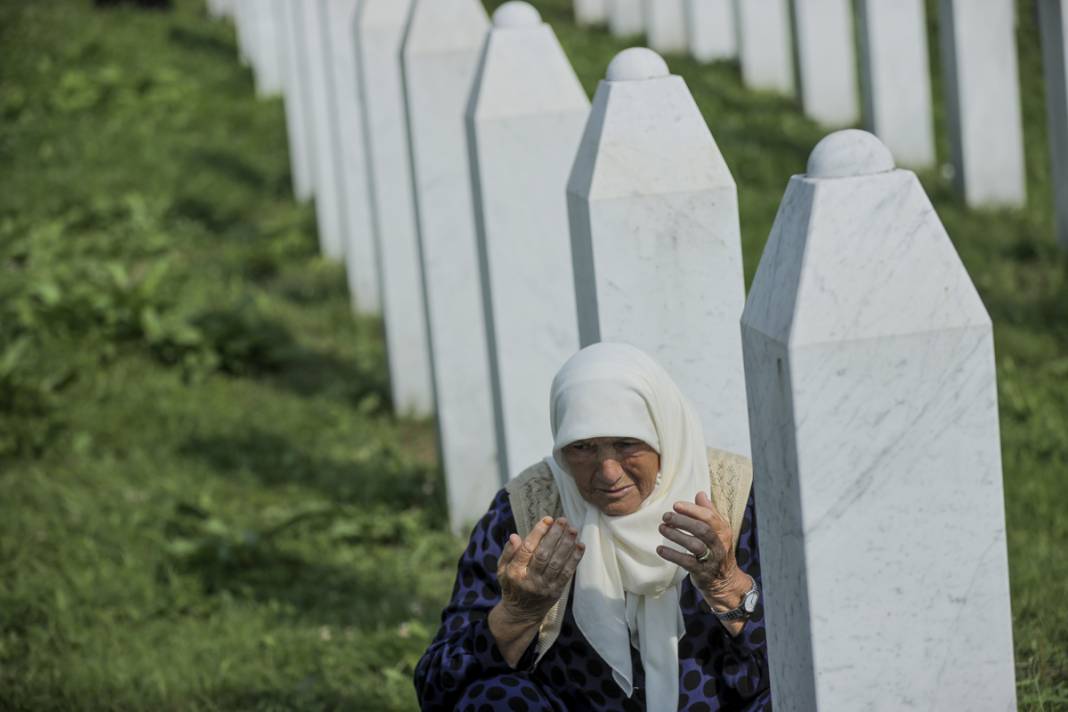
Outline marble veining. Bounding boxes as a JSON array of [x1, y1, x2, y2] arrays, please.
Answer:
[[741, 131, 1017, 711], [568, 49, 750, 458]]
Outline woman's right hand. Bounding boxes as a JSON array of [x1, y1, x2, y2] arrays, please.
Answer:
[[496, 516, 585, 625]]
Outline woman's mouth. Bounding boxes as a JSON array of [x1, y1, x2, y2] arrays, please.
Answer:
[[599, 484, 634, 498]]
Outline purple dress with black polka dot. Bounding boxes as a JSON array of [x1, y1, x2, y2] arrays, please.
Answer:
[[414, 489, 771, 711]]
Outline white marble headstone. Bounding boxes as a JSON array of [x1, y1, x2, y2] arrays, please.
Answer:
[[574, 0, 608, 26], [403, 0, 499, 531], [357, 0, 435, 416], [326, 0, 380, 315], [278, 0, 313, 203], [791, 0, 858, 126], [735, 0, 793, 95], [568, 48, 750, 458], [299, 0, 346, 260], [467, 2, 589, 479], [1040, 0, 1068, 251], [234, 0, 253, 66], [645, 0, 688, 54], [856, 0, 935, 168], [939, 0, 1026, 207], [208, 0, 231, 19], [252, 0, 284, 97], [741, 129, 1018, 711], [609, 0, 644, 38], [685, 0, 737, 63]]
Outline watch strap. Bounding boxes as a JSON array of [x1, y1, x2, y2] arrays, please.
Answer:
[[712, 575, 758, 622]]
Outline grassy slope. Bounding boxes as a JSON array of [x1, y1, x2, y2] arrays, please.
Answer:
[[0, 0, 1064, 709]]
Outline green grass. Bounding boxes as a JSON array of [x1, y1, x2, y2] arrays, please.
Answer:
[[0, 0, 1065, 709]]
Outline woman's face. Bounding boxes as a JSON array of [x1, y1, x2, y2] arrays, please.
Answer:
[[560, 437, 661, 516]]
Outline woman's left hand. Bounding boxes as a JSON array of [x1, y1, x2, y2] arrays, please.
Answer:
[[656, 492, 748, 606]]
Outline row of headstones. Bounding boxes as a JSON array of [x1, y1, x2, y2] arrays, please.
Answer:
[[209, 0, 1018, 709], [581, 0, 1068, 250]]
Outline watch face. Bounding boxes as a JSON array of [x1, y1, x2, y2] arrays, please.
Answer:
[[743, 590, 759, 614]]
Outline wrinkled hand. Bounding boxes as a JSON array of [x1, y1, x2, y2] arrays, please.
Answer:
[[497, 517, 585, 625], [656, 491, 741, 599]]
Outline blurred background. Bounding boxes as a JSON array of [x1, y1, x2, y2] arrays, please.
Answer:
[[0, 0, 1065, 709]]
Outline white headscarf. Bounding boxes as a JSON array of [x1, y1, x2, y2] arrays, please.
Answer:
[[546, 343, 710, 711]]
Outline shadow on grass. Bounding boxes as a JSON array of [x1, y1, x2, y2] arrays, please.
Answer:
[[191, 148, 271, 192], [266, 344, 391, 415], [167, 24, 233, 58], [175, 545, 439, 628], [178, 427, 440, 511]]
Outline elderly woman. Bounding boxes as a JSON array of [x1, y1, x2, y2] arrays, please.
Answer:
[[415, 344, 769, 711]]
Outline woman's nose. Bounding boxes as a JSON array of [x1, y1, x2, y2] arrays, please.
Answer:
[[597, 455, 626, 482]]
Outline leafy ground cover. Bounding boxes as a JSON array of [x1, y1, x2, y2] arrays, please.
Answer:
[[0, 0, 1065, 709]]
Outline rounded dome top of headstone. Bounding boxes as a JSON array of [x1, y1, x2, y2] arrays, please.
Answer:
[[806, 129, 896, 178], [605, 47, 670, 81], [492, 1, 541, 28]]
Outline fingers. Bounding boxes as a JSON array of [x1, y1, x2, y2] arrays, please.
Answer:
[[530, 519, 574, 574], [498, 533, 523, 570], [661, 510, 713, 543], [674, 498, 725, 526], [543, 522, 580, 579], [512, 517, 555, 567], [656, 543, 697, 572], [658, 521, 707, 557], [560, 540, 585, 581]]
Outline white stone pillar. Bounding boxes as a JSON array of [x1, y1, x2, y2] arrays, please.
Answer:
[[326, 0, 380, 315], [574, 0, 608, 26], [403, 0, 498, 531], [282, 0, 315, 203], [609, 0, 644, 37], [735, 0, 793, 95], [297, 1, 346, 259], [234, 0, 253, 66], [358, 0, 435, 417], [791, 0, 859, 126], [645, 0, 688, 54], [253, 0, 285, 97], [939, 0, 1026, 207], [741, 130, 1018, 712], [855, 0, 935, 168], [467, 2, 589, 479], [568, 49, 750, 457], [1040, 0, 1068, 250], [685, 0, 736, 63]]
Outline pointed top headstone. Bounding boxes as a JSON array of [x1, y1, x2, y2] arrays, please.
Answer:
[[806, 129, 896, 178], [492, 1, 541, 28], [605, 47, 670, 81]]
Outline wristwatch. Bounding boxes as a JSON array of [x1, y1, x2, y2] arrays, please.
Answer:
[[713, 576, 759, 622]]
